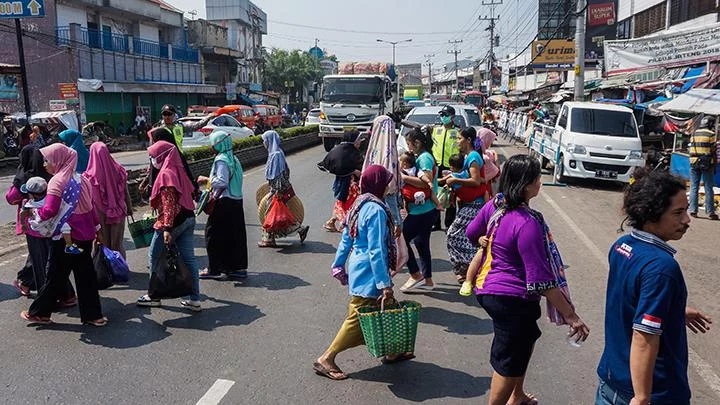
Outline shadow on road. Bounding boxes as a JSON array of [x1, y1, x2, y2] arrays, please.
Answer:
[[277, 240, 337, 255], [162, 297, 264, 331], [233, 271, 311, 291], [0, 282, 20, 303], [423, 286, 478, 307], [419, 306, 493, 336], [350, 360, 491, 401], [32, 297, 172, 349]]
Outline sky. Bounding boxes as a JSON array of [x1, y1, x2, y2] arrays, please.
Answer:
[[165, 0, 538, 74]]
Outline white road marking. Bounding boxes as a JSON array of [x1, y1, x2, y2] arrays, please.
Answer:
[[196, 379, 235, 405], [540, 190, 720, 398]]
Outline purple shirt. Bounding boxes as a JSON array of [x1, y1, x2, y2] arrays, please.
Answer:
[[466, 202, 555, 300]]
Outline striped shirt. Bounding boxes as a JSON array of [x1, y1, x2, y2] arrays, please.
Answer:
[[689, 128, 717, 165]]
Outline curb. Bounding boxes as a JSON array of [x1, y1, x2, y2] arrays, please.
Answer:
[[0, 242, 26, 259]]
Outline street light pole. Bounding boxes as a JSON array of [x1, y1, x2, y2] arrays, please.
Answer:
[[377, 38, 412, 111]]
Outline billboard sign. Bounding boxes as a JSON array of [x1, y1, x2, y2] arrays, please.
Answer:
[[49, 100, 67, 111], [588, 2, 615, 26], [531, 39, 576, 70], [605, 23, 720, 75], [0, 0, 45, 18]]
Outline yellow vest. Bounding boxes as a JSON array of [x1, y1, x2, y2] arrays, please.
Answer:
[[171, 124, 184, 151], [431, 126, 460, 168]]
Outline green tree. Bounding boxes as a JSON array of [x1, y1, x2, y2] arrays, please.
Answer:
[[262, 49, 323, 103]]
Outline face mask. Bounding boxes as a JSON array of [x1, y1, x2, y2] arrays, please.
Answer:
[[440, 115, 452, 125], [150, 157, 161, 169]]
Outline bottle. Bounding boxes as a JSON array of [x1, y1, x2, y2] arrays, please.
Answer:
[[567, 327, 583, 348]]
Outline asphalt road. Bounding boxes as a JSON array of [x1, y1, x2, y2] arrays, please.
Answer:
[[0, 142, 719, 405]]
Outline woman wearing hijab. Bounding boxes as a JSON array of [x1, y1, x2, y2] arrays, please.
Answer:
[[138, 127, 199, 200], [22, 144, 106, 326], [318, 130, 363, 232], [258, 130, 310, 247], [197, 131, 248, 280], [6, 145, 53, 295], [314, 165, 406, 381], [362, 116, 403, 229], [58, 129, 90, 173], [137, 141, 201, 311], [83, 142, 133, 258]]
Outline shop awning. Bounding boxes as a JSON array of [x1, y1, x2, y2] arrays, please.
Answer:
[[659, 89, 720, 115], [671, 65, 706, 94]]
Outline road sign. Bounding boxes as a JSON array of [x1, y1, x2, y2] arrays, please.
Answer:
[[49, 99, 67, 111], [0, 0, 45, 18]]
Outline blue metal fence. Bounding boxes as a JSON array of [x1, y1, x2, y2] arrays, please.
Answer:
[[172, 46, 199, 63]]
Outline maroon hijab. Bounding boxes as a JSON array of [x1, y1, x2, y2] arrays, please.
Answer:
[[360, 164, 393, 199]]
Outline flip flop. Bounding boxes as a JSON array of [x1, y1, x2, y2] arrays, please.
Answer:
[[323, 223, 340, 232], [299, 226, 310, 244], [507, 400, 538, 405], [12, 280, 31, 297], [20, 310, 52, 325], [312, 362, 348, 381], [257, 240, 278, 248], [84, 318, 108, 327], [381, 353, 416, 364], [400, 277, 425, 292]]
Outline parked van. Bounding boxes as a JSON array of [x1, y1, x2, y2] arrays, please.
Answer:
[[253, 104, 282, 128], [218, 105, 257, 128], [551, 102, 644, 183]]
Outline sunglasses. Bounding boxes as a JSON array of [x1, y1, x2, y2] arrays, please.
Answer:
[[162, 111, 174, 116], [438, 112, 450, 117]]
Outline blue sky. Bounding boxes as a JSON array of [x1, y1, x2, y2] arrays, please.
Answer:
[[167, 0, 538, 71]]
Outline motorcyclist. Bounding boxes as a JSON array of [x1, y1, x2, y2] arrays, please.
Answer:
[[155, 104, 214, 151], [482, 107, 495, 123]]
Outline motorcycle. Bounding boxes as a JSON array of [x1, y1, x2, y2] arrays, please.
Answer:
[[646, 147, 671, 172], [253, 118, 270, 135], [2, 136, 19, 157]]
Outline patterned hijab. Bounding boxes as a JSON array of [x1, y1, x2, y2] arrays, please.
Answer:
[[363, 115, 401, 195]]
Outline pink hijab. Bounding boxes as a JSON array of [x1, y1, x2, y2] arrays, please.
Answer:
[[41, 144, 93, 215], [84, 142, 128, 223], [148, 141, 195, 212], [477, 127, 497, 150]]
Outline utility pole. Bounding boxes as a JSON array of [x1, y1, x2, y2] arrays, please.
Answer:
[[424, 54, 434, 95], [15, 19, 31, 119], [479, 0, 502, 94], [448, 40, 462, 95], [573, 0, 586, 101]]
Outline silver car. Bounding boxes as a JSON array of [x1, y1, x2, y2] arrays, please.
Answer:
[[180, 114, 254, 150], [304, 108, 321, 126]]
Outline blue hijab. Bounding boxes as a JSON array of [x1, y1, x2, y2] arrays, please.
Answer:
[[262, 130, 287, 181], [59, 129, 90, 172]]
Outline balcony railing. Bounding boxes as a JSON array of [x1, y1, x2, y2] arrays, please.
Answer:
[[55, 26, 199, 64]]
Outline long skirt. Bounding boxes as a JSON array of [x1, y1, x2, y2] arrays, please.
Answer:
[[447, 201, 485, 278], [333, 180, 359, 225], [206, 197, 248, 274]]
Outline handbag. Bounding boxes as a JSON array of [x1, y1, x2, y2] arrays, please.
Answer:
[[437, 186, 452, 209], [127, 214, 156, 249], [262, 194, 296, 232], [101, 245, 130, 283], [357, 298, 422, 357], [93, 245, 114, 290], [148, 243, 194, 299], [692, 154, 713, 171]]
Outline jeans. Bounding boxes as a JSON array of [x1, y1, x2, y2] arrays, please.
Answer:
[[148, 217, 200, 301], [595, 379, 631, 405], [689, 167, 716, 215], [403, 209, 438, 279]]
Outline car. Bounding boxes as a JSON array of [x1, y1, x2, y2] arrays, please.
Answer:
[[179, 114, 254, 150], [187, 105, 219, 117], [399, 105, 481, 138], [406, 100, 426, 108], [304, 108, 321, 126], [253, 104, 282, 128]]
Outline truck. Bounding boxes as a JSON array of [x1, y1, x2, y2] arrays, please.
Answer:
[[403, 85, 424, 102], [318, 62, 397, 151]]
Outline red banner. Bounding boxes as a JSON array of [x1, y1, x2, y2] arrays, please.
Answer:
[[59, 83, 78, 100], [588, 3, 615, 26]]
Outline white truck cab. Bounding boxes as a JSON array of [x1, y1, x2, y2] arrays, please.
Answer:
[[552, 102, 644, 183]]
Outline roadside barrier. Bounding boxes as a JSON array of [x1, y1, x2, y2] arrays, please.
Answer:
[[528, 121, 567, 187]]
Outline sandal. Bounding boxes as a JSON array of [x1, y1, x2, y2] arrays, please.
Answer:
[[400, 277, 425, 292], [57, 297, 78, 308], [12, 279, 31, 297], [382, 353, 416, 364], [299, 226, 310, 244], [312, 361, 348, 381], [257, 240, 278, 248], [323, 220, 340, 232], [84, 317, 108, 327], [20, 310, 52, 325]]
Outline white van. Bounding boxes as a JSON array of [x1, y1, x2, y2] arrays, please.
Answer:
[[551, 102, 644, 183]]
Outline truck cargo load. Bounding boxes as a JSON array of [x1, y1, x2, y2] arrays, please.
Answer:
[[338, 62, 396, 81]]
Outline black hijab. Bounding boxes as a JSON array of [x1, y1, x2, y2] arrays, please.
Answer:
[[318, 131, 363, 177], [13, 145, 51, 189], [148, 127, 199, 193]]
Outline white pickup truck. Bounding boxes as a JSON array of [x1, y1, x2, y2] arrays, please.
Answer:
[[530, 102, 645, 183]]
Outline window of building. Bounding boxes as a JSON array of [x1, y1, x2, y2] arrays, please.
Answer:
[[617, 18, 632, 39], [670, 0, 718, 26], [634, 2, 667, 37]]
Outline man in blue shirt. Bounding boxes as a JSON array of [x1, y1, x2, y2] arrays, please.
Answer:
[[596, 170, 712, 405]]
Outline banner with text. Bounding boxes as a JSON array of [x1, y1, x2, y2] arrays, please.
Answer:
[[604, 23, 720, 76], [531, 39, 576, 70]]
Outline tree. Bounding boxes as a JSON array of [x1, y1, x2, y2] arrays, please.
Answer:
[[262, 49, 324, 103]]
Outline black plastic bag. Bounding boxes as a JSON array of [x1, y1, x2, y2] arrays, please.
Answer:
[[148, 243, 193, 300], [93, 246, 114, 290]]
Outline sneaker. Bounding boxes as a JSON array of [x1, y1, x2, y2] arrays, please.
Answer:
[[65, 244, 83, 255], [459, 281, 473, 296], [136, 294, 161, 307], [180, 300, 202, 312]]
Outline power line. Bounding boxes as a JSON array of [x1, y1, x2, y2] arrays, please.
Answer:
[[267, 19, 478, 36]]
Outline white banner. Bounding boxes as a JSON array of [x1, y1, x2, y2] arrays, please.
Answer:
[[500, 61, 509, 92], [604, 23, 720, 76]]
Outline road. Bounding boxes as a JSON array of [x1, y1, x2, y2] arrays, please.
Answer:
[[1, 142, 719, 404]]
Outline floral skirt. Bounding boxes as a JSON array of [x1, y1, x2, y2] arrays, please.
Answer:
[[333, 181, 360, 226], [447, 201, 485, 277]]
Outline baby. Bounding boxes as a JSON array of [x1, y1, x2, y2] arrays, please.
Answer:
[[442, 153, 492, 204], [22, 177, 82, 255], [399, 152, 442, 210]]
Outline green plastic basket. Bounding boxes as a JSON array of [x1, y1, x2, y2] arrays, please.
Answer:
[[357, 300, 422, 358], [128, 216, 156, 249]]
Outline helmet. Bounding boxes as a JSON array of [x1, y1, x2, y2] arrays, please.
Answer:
[[439, 105, 455, 116]]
